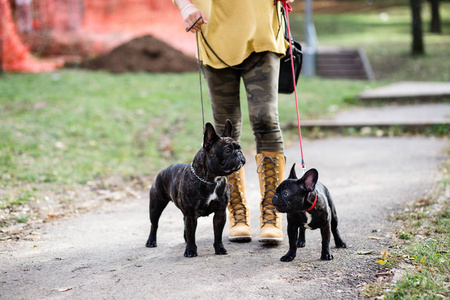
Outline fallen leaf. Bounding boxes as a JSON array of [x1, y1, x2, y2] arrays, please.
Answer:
[[376, 259, 386, 266], [357, 250, 375, 255], [380, 249, 389, 260]]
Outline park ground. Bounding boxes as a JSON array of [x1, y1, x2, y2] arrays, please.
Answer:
[[1, 1, 450, 298]]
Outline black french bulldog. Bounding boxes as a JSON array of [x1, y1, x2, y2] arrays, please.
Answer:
[[145, 120, 245, 257], [272, 164, 347, 261]]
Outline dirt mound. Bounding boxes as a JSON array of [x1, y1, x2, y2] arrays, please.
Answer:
[[82, 35, 198, 73]]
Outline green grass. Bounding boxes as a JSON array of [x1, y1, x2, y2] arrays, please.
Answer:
[[0, 71, 208, 184], [386, 205, 450, 299], [0, 71, 372, 188], [363, 156, 450, 299]]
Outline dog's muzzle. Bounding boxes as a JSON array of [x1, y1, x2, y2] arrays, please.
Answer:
[[273, 194, 288, 213], [224, 151, 246, 173]]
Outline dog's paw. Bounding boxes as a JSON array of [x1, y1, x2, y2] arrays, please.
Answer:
[[145, 239, 157, 248], [297, 240, 305, 248], [336, 241, 347, 248], [215, 247, 228, 255], [214, 242, 228, 255], [320, 253, 334, 260], [184, 249, 198, 257], [280, 252, 296, 262]]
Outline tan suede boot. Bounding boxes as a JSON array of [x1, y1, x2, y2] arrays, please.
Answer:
[[227, 168, 251, 242], [256, 152, 285, 244]]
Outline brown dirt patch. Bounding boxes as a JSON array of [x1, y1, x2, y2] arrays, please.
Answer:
[[81, 35, 198, 73]]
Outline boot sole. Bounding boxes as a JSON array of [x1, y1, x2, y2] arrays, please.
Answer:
[[228, 236, 252, 242], [258, 237, 283, 244]]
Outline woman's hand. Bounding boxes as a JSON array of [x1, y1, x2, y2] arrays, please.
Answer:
[[180, 3, 207, 33]]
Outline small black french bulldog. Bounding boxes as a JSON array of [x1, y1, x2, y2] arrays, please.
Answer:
[[145, 120, 245, 257], [272, 164, 347, 261]]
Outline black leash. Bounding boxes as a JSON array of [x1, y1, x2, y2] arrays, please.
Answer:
[[186, 17, 202, 32], [199, 32, 245, 70], [195, 32, 206, 130], [186, 18, 207, 131]]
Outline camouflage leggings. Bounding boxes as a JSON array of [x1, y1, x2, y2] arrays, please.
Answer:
[[202, 51, 284, 153]]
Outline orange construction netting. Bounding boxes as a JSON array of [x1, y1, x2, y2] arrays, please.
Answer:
[[1, 0, 197, 73], [0, 0, 62, 72]]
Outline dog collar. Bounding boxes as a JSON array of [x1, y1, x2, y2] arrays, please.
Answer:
[[302, 193, 318, 212], [190, 163, 216, 185]]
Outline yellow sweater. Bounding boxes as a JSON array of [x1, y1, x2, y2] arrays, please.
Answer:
[[193, 0, 287, 69]]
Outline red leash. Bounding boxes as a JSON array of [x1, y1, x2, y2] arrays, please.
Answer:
[[277, 0, 306, 173]]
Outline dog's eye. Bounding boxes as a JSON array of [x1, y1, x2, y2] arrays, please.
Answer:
[[224, 147, 232, 154], [282, 190, 289, 197]]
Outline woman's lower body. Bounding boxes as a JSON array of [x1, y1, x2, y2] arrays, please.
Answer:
[[202, 51, 286, 243]]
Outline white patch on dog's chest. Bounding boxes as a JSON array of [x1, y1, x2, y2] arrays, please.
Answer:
[[205, 176, 225, 206], [206, 189, 218, 205], [303, 212, 313, 229]]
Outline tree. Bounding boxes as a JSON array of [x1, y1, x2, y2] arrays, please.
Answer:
[[410, 0, 425, 55], [429, 0, 441, 33]]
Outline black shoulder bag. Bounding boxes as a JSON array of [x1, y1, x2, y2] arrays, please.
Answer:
[[278, 8, 303, 94]]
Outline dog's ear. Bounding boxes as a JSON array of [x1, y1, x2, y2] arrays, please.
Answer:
[[222, 119, 233, 138], [299, 168, 318, 192], [288, 163, 298, 179], [203, 122, 220, 151]]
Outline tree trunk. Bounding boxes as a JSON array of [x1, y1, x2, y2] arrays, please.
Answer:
[[410, 0, 425, 55], [429, 0, 441, 33]]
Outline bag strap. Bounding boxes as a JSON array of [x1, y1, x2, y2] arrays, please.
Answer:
[[281, 7, 289, 40], [199, 32, 245, 70]]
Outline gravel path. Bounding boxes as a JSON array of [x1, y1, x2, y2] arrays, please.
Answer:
[[0, 136, 447, 300]]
